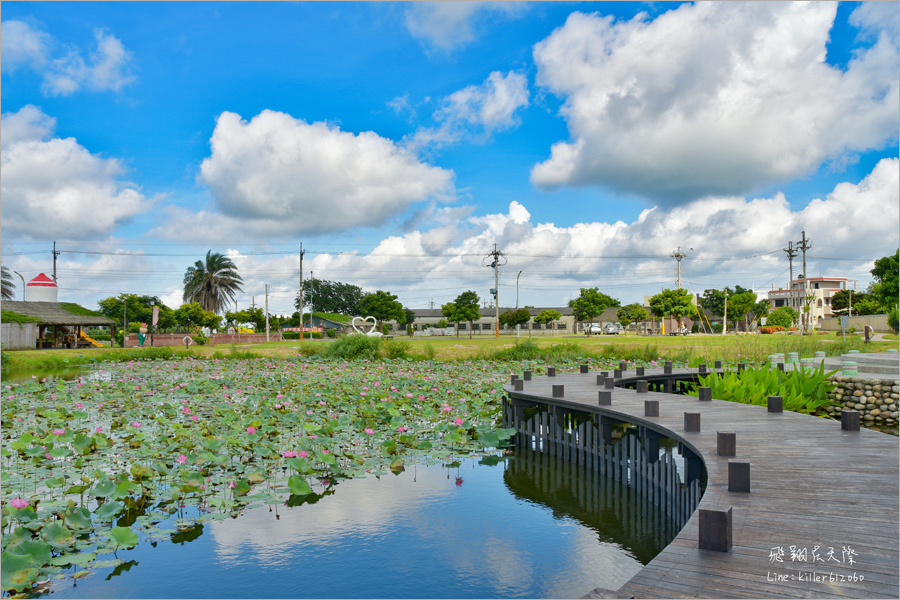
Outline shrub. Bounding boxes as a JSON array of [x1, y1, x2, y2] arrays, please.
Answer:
[[759, 326, 785, 334], [325, 328, 338, 339], [325, 334, 381, 360], [889, 307, 899, 334], [296, 341, 326, 357], [191, 331, 209, 346], [381, 339, 411, 360]]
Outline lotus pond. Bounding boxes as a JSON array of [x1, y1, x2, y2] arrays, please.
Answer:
[[1, 356, 678, 597]]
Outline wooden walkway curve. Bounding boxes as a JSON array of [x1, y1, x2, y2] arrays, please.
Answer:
[[503, 367, 899, 599]]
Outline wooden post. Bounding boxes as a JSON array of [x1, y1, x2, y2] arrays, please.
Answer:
[[523, 370, 532, 381], [841, 410, 861, 431], [699, 506, 732, 552], [598, 391, 612, 406], [767, 396, 783, 413], [636, 380, 649, 393], [596, 375, 606, 386], [699, 387, 712, 401], [514, 379, 524, 391], [645, 400, 659, 417], [684, 412, 701, 432], [552, 384, 564, 398], [605, 377, 615, 390], [728, 460, 751, 493], [717, 432, 736, 456], [547, 367, 556, 377], [635, 366, 645, 376], [580, 364, 589, 374]]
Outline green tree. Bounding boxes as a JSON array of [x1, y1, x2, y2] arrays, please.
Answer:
[[440, 291, 481, 338], [871, 250, 899, 309], [398, 307, 416, 326], [727, 291, 758, 331], [1, 265, 15, 300], [440, 301, 458, 334], [701, 285, 753, 318], [183, 250, 244, 315], [830, 290, 883, 316], [767, 306, 797, 328], [97, 295, 176, 332], [648, 288, 694, 331], [500, 308, 531, 332], [533, 309, 562, 334], [568, 288, 619, 335], [296, 278, 365, 315], [225, 307, 267, 331], [357, 290, 404, 332], [616, 303, 649, 328], [174, 302, 221, 330]]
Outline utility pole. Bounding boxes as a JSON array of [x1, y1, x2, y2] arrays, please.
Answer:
[[797, 231, 812, 334], [516, 270, 523, 338], [722, 288, 728, 335], [265, 284, 270, 342], [308, 270, 313, 340], [482, 244, 506, 338], [251, 297, 255, 310], [783, 241, 797, 316], [670, 246, 688, 289], [298, 242, 305, 330], [52, 241, 60, 282]]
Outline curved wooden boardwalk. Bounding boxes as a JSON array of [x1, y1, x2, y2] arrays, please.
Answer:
[[503, 367, 899, 599]]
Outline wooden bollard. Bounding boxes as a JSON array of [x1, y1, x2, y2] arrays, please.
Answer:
[[728, 460, 751, 493], [552, 384, 564, 398], [717, 432, 736, 456], [636, 380, 649, 393], [715, 360, 722, 369], [644, 400, 659, 417], [596, 375, 606, 386], [699, 387, 712, 401], [523, 370, 532, 381], [841, 410, 860, 431], [510, 374, 518, 384], [635, 366, 644, 376], [604, 377, 615, 390], [613, 368, 623, 379], [767, 396, 783, 413], [513, 379, 524, 391], [699, 506, 732, 552], [777, 362, 785, 372], [738, 363, 745, 373], [699, 364, 707, 374], [664, 361, 673, 374], [598, 391, 612, 406], [547, 367, 556, 377], [580, 364, 589, 374], [619, 361, 627, 372], [684, 412, 701, 432], [600, 371, 609, 378]]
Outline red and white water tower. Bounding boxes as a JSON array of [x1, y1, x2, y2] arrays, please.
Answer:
[[25, 273, 59, 302]]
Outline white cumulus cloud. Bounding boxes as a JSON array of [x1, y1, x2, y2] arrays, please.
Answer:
[[1, 20, 51, 72], [194, 110, 456, 238], [0, 105, 152, 240], [531, 3, 899, 202], [404, 2, 526, 52], [406, 71, 530, 152]]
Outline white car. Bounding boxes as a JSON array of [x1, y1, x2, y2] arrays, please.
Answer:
[[604, 324, 620, 335], [585, 324, 603, 335]]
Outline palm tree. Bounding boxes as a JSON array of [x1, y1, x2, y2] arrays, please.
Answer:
[[182, 251, 244, 315], [1, 266, 15, 300]]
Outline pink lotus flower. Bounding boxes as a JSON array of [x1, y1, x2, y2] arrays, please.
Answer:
[[10, 498, 29, 509], [74, 401, 80, 407], [397, 426, 406, 432], [298, 450, 308, 458], [45, 453, 52, 460], [364, 428, 375, 435], [318, 400, 326, 406], [182, 407, 191, 414], [228, 481, 236, 489], [131, 421, 141, 428], [454, 417, 464, 426], [191, 415, 199, 421], [95, 427, 103, 433], [247, 426, 256, 434], [274, 403, 282, 409], [276, 394, 284, 400], [406, 392, 414, 398], [283, 450, 298, 458], [322, 449, 329, 454], [200, 484, 206, 491], [52, 428, 65, 435], [176, 454, 187, 465], [442, 404, 452, 413]]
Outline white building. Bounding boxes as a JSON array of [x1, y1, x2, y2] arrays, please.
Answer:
[[768, 276, 849, 328]]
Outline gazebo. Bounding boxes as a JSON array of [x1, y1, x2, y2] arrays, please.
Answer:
[[0, 301, 115, 349]]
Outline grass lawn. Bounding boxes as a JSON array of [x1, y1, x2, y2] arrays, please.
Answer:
[[2, 331, 892, 375]]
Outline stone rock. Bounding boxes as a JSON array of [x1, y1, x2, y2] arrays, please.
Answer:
[[854, 390, 864, 397], [854, 403, 866, 410], [870, 409, 881, 417], [864, 414, 875, 421], [890, 404, 897, 411]]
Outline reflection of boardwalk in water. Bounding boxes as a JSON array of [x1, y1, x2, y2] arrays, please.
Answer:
[[504, 366, 899, 598], [504, 446, 682, 564]]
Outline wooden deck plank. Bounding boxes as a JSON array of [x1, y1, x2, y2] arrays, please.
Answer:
[[505, 367, 899, 599]]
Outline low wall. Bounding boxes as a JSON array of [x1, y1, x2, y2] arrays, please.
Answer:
[[820, 313, 890, 332], [1, 322, 38, 350], [823, 375, 900, 427], [123, 332, 281, 348]]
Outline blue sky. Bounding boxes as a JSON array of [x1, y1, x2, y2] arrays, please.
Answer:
[[2, 1, 898, 316]]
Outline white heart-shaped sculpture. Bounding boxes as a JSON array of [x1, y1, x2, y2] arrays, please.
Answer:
[[352, 315, 377, 335]]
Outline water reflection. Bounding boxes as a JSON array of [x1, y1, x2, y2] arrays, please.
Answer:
[[504, 446, 679, 564]]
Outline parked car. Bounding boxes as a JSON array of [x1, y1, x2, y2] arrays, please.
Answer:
[[604, 323, 620, 335], [584, 324, 603, 335]]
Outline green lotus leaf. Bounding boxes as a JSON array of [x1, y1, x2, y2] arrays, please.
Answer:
[[90, 479, 116, 498], [61, 506, 92, 531], [64, 485, 89, 496], [111, 480, 141, 499], [94, 501, 125, 522], [41, 522, 74, 547], [130, 464, 154, 480], [232, 479, 251, 497], [5, 538, 52, 568], [287, 475, 311, 496], [0, 551, 40, 592], [49, 551, 96, 566], [106, 526, 139, 549]]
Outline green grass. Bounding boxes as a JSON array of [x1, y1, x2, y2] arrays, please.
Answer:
[[59, 302, 105, 318], [1, 310, 40, 324]]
